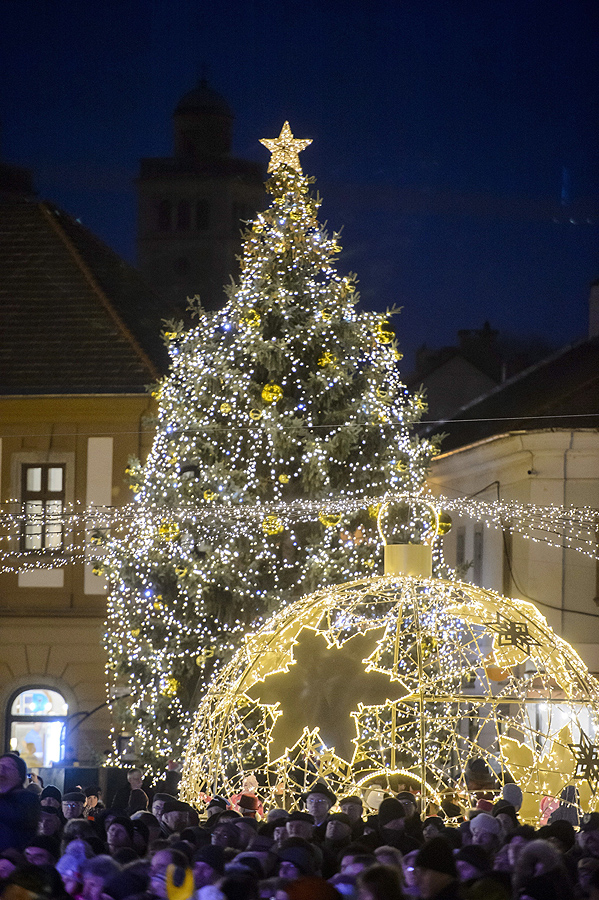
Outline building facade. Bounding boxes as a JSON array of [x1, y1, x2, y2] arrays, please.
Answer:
[[136, 80, 264, 312], [0, 181, 162, 766]]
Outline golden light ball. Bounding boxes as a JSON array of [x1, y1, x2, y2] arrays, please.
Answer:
[[261, 384, 284, 403]]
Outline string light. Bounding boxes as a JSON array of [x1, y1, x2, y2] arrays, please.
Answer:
[[181, 570, 599, 824]]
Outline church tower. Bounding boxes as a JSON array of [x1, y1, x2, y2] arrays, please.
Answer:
[[136, 80, 264, 311]]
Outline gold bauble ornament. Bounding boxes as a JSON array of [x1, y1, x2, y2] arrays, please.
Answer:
[[262, 515, 285, 536], [376, 321, 394, 344], [262, 383, 283, 403], [164, 331, 179, 341], [92, 565, 104, 577], [243, 310, 261, 328], [203, 490, 216, 502], [220, 402, 232, 415], [437, 512, 452, 536], [196, 647, 215, 666], [278, 474, 290, 484], [368, 503, 381, 518], [162, 677, 180, 697], [158, 522, 180, 541], [320, 308, 333, 321], [174, 566, 188, 577], [131, 628, 140, 638], [249, 409, 263, 421], [153, 601, 163, 610], [395, 460, 409, 472], [319, 512, 342, 528]]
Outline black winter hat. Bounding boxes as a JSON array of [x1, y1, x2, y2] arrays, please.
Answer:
[[24, 836, 60, 860], [287, 811, 315, 824], [455, 844, 491, 874], [41, 785, 62, 803], [303, 782, 336, 804], [377, 798, 405, 827], [192, 844, 226, 874], [415, 836, 457, 877]]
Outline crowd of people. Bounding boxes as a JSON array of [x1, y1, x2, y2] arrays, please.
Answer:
[[2, 751, 599, 900]]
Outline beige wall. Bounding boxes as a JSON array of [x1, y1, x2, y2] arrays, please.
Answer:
[[0, 394, 155, 763], [430, 429, 599, 671]]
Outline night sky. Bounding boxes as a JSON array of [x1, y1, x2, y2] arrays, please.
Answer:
[[1, 0, 598, 369]]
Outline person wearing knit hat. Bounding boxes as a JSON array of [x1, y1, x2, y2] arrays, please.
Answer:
[[414, 836, 459, 899], [278, 844, 316, 879], [38, 805, 63, 837], [40, 785, 62, 809], [455, 844, 492, 881], [151, 792, 176, 825], [106, 816, 134, 855], [469, 812, 501, 854], [422, 816, 445, 841], [0, 753, 27, 791], [502, 782, 523, 812], [23, 835, 60, 866], [193, 844, 226, 888], [0, 753, 40, 852], [376, 797, 421, 855]]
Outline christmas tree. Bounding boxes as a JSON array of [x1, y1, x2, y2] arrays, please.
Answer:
[[101, 123, 441, 770]]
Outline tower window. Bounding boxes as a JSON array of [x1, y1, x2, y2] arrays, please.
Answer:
[[156, 199, 171, 231], [196, 199, 210, 231], [177, 200, 191, 231]]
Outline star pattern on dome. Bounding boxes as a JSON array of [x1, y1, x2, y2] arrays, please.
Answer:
[[260, 122, 312, 174], [246, 626, 405, 762], [570, 730, 599, 789], [484, 613, 541, 655]]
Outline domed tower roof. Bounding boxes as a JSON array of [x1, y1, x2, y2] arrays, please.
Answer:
[[175, 79, 234, 118], [173, 79, 233, 158]]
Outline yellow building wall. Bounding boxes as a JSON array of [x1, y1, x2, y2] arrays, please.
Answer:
[[0, 394, 155, 763]]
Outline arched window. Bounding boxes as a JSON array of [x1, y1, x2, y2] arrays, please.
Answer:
[[156, 199, 171, 232], [7, 688, 68, 768]]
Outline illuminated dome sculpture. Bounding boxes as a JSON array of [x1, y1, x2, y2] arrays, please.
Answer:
[[181, 519, 599, 823]]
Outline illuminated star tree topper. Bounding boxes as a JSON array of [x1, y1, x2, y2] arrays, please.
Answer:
[[259, 121, 313, 174]]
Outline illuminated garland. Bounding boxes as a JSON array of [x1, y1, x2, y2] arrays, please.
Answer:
[[0, 493, 598, 575]]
